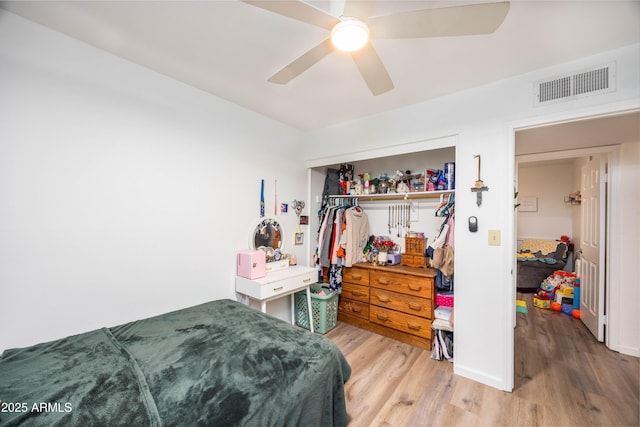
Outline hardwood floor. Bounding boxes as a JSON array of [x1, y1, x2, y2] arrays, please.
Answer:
[[325, 293, 639, 426]]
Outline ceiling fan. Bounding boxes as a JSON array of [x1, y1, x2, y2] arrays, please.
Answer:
[[242, 0, 510, 95]]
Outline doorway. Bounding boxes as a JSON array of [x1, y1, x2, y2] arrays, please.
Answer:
[[512, 110, 639, 357], [515, 152, 609, 342]]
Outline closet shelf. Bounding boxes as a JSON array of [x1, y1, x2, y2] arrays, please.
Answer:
[[328, 190, 455, 203]]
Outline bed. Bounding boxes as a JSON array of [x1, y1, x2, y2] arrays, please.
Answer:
[[0, 299, 351, 427], [516, 239, 571, 292]]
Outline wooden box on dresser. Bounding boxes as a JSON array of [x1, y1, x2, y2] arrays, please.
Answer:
[[338, 263, 436, 350]]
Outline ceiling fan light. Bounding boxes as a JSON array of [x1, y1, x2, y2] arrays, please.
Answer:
[[331, 18, 369, 52]]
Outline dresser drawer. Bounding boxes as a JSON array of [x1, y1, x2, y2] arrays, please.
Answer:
[[369, 305, 432, 339], [401, 254, 426, 268], [343, 267, 369, 285], [341, 283, 370, 303], [370, 271, 431, 299], [339, 298, 370, 319], [400, 254, 415, 265], [370, 288, 432, 319], [235, 269, 315, 300]]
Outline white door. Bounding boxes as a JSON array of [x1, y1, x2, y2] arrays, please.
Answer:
[[579, 155, 606, 341]]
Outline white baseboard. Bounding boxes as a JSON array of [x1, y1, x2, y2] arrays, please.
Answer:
[[454, 363, 512, 392], [616, 344, 640, 358]]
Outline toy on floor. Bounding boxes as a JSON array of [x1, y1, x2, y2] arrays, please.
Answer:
[[533, 294, 551, 309], [534, 270, 578, 312]]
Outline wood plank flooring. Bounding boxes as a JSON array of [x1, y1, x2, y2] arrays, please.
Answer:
[[325, 293, 639, 426]]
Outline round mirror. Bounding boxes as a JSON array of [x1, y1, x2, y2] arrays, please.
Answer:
[[252, 218, 284, 253]]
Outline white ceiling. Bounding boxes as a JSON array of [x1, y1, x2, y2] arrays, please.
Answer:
[[2, 0, 639, 130]]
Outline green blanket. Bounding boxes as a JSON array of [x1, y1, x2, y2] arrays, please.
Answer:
[[0, 299, 351, 427]]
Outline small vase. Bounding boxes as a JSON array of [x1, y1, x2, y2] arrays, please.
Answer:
[[368, 251, 377, 265]]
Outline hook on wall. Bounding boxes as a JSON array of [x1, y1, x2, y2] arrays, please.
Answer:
[[471, 154, 489, 207]]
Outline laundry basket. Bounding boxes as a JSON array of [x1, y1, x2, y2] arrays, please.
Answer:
[[294, 283, 340, 334]]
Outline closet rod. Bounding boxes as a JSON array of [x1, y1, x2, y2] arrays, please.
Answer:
[[328, 190, 455, 203]]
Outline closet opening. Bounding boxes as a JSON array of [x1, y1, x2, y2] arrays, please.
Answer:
[[308, 144, 456, 353]]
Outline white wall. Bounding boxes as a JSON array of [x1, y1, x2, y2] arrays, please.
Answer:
[[610, 141, 640, 356], [0, 11, 308, 352], [302, 44, 640, 389], [517, 162, 577, 241]]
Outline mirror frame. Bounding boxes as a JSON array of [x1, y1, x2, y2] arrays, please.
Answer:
[[251, 218, 285, 254]]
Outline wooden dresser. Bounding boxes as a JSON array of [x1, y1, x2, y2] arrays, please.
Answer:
[[338, 263, 436, 350]]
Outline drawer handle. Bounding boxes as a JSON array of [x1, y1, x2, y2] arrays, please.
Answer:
[[407, 324, 421, 331], [408, 302, 422, 311], [376, 313, 389, 321], [352, 307, 362, 313], [408, 284, 422, 292], [352, 274, 362, 280], [351, 291, 366, 297], [273, 286, 283, 291], [377, 296, 390, 303], [377, 279, 390, 285], [303, 278, 311, 283]]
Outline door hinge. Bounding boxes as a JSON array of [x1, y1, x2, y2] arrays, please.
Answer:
[[603, 173, 608, 183], [602, 314, 607, 325]]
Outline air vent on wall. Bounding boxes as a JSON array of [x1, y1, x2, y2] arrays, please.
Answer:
[[534, 62, 615, 106]]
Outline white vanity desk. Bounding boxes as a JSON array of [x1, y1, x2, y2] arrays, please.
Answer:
[[235, 265, 317, 333]]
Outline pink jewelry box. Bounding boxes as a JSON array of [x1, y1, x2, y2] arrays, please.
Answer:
[[237, 250, 266, 279]]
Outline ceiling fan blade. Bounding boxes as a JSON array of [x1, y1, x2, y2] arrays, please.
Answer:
[[351, 44, 394, 96], [369, 1, 510, 39], [343, 0, 376, 19], [241, 1, 338, 30], [268, 38, 336, 85]]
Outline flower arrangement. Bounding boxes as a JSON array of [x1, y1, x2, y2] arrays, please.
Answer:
[[362, 236, 398, 265], [371, 236, 398, 253]]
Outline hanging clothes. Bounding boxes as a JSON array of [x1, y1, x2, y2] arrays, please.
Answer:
[[330, 207, 346, 265], [446, 214, 455, 251], [432, 245, 454, 279], [426, 204, 455, 289], [328, 264, 343, 292], [315, 200, 370, 290], [435, 193, 455, 217], [342, 206, 370, 267], [427, 213, 451, 256], [318, 206, 338, 267]]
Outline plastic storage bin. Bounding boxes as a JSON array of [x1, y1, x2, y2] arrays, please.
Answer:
[[295, 283, 341, 334]]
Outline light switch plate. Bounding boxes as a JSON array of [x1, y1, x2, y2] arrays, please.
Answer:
[[488, 230, 501, 246]]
